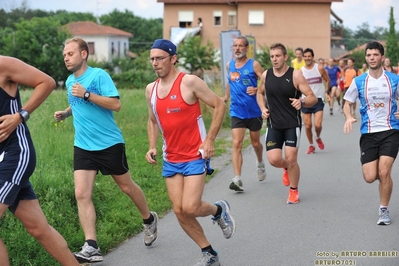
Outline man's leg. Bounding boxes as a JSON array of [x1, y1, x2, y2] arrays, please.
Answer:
[[14, 200, 79, 265], [112, 172, 150, 218], [267, 148, 285, 169], [302, 113, 313, 145], [335, 87, 342, 109], [113, 172, 158, 246], [231, 127, 246, 177], [285, 146, 300, 204], [74, 170, 98, 241], [377, 156, 394, 206], [165, 173, 217, 248], [328, 87, 334, 113], [314, 111, 323, 139], [249, 129, 264, 163], [0, 204, 10, 266], [284, 146, 300, 188]]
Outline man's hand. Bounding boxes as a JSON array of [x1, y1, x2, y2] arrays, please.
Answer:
[[0, 113, 21, 143], [261, 108, 270, 119], [146, 148, 158, 164], [71, 82, 86, 98], [343, 117, 357, 134], [289, 98, 302, 110], [246, 86, 258, 96], [54, 110, 69, 122]]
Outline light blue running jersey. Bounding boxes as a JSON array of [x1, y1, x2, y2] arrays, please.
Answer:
[[66, 67, 124, 151], [228, 59, 261, 119], [344, 71, 399, 134]]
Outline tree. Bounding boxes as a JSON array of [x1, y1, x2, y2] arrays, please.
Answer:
[[100, 9, 162, 54], [177, 36, 219, 79], [0, 17, 71, 82], [386, 6, 399, 66]]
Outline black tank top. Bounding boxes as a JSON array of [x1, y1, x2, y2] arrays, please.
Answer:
[[265, 67, 302, 129]]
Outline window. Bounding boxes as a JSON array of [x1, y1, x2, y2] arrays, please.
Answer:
[[228, 11, 237, 26], [213, 11, 222, 26], [88, 42, 95, 55], [179, 11, 193, 28], [248, 10, 264, 25]]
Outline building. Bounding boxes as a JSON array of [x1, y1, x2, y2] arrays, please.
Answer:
[[158, 0, 343, 60], [64, 21, 133, 62]]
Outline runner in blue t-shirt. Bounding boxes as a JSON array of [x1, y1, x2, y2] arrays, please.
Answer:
[[54, 37, 158, 263]]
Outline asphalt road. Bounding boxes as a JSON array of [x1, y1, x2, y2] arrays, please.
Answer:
[[95, 104, 399, 266]]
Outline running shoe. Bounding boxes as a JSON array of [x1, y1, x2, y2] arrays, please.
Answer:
[[377, 208, 391, 225], [329, 108, 333, 115], [287, 189, 299, 204], [315, 138, 324, 150], [306, 145, 315, 154], [193, 251, 221, 266], [143, 211, 159, 246], [229, 176, 244, 192], [212, 200, 236, 239], [74, 242, 103, 263], [282, 168, 290, 186], [257, 161, 266, 181]]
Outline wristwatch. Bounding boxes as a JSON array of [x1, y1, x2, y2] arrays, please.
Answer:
[[83, 91, 91, 101], [18, 109, 30, 122]]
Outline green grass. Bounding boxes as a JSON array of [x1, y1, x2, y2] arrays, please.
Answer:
[[3, 87, 235, 265]]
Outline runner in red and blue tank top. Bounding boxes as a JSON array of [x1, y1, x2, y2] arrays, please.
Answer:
[[145, 38, 236, 266]]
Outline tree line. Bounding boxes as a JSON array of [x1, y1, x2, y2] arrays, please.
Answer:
[[0, 3, 398, 88]]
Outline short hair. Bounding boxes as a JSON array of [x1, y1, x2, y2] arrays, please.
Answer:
[[303, 48, 314, 57], [236, 36, 249, 46], [365, 41, 384, 56], [348, 57, 355, 63], [270, 43, 287, 55], [64, 37, 89, 61], [295, 47, 304, 54]]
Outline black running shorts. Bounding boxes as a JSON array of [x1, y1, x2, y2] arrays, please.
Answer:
[[74, 143, 129, 175], [359, 130, 399, 165]]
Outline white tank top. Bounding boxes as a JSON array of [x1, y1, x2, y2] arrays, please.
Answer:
[[301, 63, 325, 99]]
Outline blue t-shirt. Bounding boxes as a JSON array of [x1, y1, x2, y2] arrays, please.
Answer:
[[66, 67, 124, 151], [228, 58, 261, 119], [325, 65, 340, 87]]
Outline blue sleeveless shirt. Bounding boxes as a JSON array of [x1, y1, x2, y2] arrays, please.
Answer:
[[228, 59, 261, 119]]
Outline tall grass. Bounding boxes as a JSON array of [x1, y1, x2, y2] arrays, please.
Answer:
[[3, 84, 231, 265]]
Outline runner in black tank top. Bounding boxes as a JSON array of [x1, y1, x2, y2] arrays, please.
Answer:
[[265, 67, 302, 129], [256, 43, 317, 205]]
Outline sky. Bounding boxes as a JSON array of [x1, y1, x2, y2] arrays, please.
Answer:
[[1, 0, 398, 31]]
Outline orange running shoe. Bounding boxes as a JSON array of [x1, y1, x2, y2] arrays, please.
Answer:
[[282, 169, 290, 186], [315, 137, 324, 150], [287, 189, 299, 204], [306, 145, 315, 154]]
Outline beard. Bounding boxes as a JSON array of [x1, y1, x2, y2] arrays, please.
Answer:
[[234, 51, 246, 59]]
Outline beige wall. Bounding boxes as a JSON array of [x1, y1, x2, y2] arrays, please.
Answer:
[[163, 2, 332, 60]]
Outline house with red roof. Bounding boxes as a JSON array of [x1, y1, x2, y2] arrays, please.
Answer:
[[64, 21, 133, 62]]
